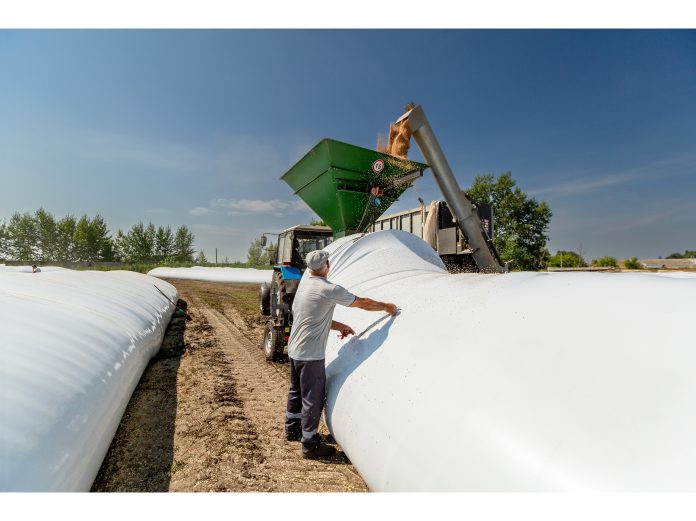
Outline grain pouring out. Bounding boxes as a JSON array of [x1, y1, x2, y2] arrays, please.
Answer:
[[377, 102, 415, 159]]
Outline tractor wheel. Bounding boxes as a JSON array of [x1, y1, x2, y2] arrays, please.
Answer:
[[272, 270, 289, 303], [259, 282, 271, 316], [263, 320, 284, 362]]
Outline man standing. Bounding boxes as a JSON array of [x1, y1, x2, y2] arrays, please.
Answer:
[[285, 249, 398, 459]]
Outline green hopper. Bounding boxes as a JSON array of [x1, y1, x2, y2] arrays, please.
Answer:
[[281, 139, 429, 238]]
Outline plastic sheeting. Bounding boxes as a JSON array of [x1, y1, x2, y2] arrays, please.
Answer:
[[422, 201, 439, 250], [322, 230, 696, 491], [639, 271, 696, 279], [0, 270, 177, 491], [148, 266, 273, 284], [0, 265, 66, 273]]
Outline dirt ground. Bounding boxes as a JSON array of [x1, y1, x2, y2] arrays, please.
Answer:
[[91, 279, 368, 492]]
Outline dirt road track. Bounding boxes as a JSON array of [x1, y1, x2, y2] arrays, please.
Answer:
[[92, 279, 368, 492]]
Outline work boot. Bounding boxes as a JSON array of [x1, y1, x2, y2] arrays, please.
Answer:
[[285, 430, 334, 443], [285, 428, 301, 442], [302, 442, 336, 459]]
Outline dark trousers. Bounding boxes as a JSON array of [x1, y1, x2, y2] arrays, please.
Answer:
[[286, 358, 326, 447]]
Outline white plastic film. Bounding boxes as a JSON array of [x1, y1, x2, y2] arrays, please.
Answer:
[[148, 266, 273, 284], [322, 230, 696, 491], [422, 201, 439, 249], [0, 265, 67, 273], [0, 270, 177, 491]]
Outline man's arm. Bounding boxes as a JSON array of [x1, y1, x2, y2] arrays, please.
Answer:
[[331, 296, 397, 340], [350, 297, 398, 316]]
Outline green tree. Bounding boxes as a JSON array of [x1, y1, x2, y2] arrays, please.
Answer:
[[155, 225, 175, 261], [246, 238, 265, 267], [6, 212, 36, 262], [0, 220, 7, 260], [465, 172, 552, 271], [195, 249, 208, 264], [129, 222, 156, 262], [34, 208, 57, 262], [113, 229, 131, 262], [55, 215, 77, 262], [173, 225, 195, 262], [90, 214, 113, 261], [624, 257, 642, 270], [145, 223, 156, 259], [100, 237, 116, 262], [73, 214, 112, 262], [547, 250, 587, 268], [72, 215, 91, 261], [309, 218, 327, 226], [591, 256, 619, 268], [113, 222, 154, 263]]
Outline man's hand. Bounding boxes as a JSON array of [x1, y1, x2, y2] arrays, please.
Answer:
[[383, 303, 398, 316], [338, 326, 355, 340], [331, 321, 356, 339], [351, 297, 399, 316]]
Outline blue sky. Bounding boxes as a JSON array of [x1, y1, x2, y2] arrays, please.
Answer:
[[1, 30, 694, 262]]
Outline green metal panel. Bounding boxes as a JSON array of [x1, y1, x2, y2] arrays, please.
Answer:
[[281, 139, 429, 237]]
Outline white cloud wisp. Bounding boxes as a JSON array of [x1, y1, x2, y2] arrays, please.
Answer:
[[210, 198, 311, 216]]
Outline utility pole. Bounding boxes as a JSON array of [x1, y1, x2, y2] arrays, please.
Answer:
[[215, 248, 218, 265]]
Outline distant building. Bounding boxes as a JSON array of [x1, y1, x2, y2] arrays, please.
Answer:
[[547, 266, 615, 272], [639, 258, 696, 269]]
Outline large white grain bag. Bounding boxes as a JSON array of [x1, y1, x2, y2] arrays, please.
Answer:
[[148, 266, 272, 284], [322, 230, 696, 491], [0, 270, 177, 491]]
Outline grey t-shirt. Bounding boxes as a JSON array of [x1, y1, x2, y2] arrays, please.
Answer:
[[287, 275, 356, 361]]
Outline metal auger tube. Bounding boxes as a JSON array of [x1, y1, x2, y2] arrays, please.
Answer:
[[397, 104, 506, 273]]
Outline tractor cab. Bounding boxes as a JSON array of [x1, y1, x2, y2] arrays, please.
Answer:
[[273, 225, 334, 270]]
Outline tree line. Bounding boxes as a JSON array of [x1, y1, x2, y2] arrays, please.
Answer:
[[666, 250, 696, 259], [546, 250, 629, 269], [0, 208, 196, 264], [546, 248, 695, 270]]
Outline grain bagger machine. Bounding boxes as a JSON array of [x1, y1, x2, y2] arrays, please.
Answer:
[[259, 103, 506, 360]]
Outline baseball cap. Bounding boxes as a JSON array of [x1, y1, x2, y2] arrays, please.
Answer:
[[306, 250, 330, 271]]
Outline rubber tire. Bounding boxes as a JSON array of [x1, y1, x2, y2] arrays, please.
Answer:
[[259, 282, 271, 316], [272, 271, 288, 304], [263, 320, 284, 362]]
